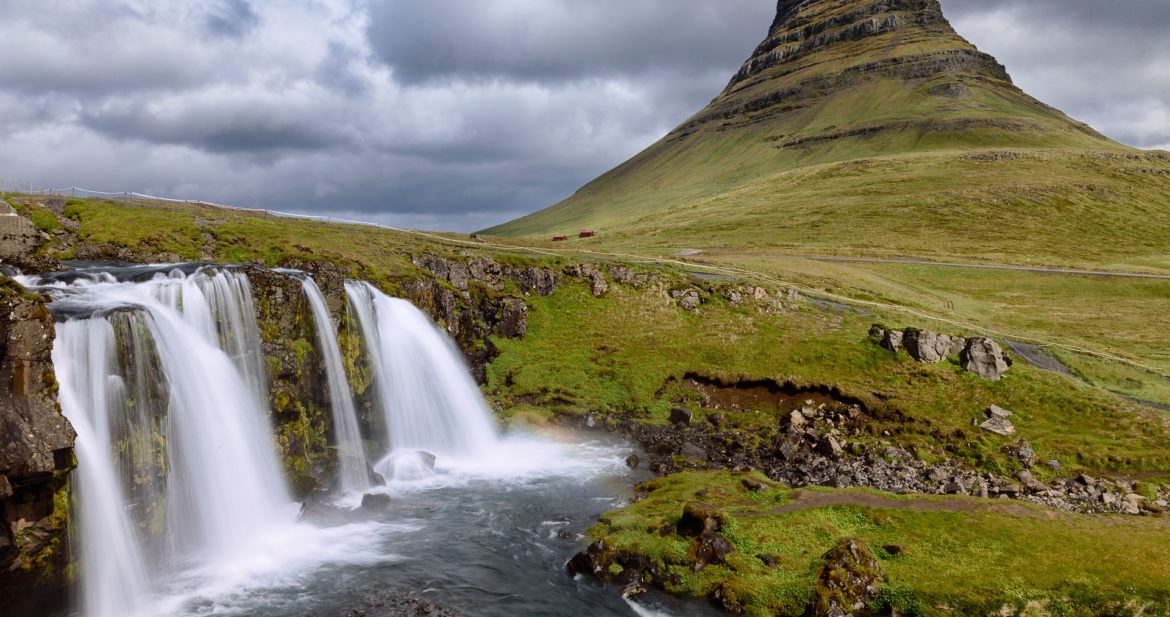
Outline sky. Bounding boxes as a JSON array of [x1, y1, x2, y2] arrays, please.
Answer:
[[0, 0, 1166, 232]]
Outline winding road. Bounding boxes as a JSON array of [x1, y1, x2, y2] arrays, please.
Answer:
[[775, 255, 1170, 280]]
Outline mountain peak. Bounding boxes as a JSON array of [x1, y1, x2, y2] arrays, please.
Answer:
[[736, 0, 960, 89], [484, 0, 1126, 242]]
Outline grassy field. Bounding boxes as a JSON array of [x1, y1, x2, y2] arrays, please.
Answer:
[[585, 470, 1170, 616], [488, 278, 1170, 475], [486, 148, 1170, 268]]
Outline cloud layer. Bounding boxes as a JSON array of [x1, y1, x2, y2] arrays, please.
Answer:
[[0, 0, 1165, 231]]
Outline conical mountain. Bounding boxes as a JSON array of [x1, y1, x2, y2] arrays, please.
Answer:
[[486, 0, 1170, 264]]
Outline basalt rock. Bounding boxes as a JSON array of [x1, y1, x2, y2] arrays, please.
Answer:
[[0, 279, 75, 607]]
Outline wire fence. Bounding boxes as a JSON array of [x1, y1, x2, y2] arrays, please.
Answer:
[[0, 181, 420, 234]]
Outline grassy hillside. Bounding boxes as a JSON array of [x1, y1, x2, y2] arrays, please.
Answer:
[[483, 1, 1170, 266]]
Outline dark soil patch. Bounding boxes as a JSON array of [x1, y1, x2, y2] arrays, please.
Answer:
[[681, 373, 868, 414]]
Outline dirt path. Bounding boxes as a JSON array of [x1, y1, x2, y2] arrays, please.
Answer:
[[773, 254, 1170, 280]]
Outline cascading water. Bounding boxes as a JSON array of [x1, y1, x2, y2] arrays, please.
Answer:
[[27, 266, 294, 617], [53, 318, 154, 617], [344, 281, 498, 480], [301, 277, 371, 494]]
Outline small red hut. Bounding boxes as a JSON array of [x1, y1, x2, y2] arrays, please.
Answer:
[[579, 230, 596, 238]]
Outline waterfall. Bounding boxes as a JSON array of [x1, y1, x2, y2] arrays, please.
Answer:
[[344, 281, 498, 481], [32, 267, 293, 617], [301, 277, 371, 494], [53, 319, 154, 617]]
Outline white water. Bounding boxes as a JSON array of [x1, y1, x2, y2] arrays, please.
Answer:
[[301, 277, 370, 494], [53, 320, 154, 617], [36, 268, 296, 617], [344, 281, 499, 481]]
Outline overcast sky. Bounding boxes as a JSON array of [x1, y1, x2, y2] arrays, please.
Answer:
[[0, 1, 1166, 231]]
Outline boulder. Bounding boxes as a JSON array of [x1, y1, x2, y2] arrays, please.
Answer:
[[680, 443, 707, 461], [669, 406, 693, 426], [1006, 439, 1036, 468], [818, 435, 845, 459], [987, 405, 1014, 419], [566, 539, 613, 578], [689, 533, 734, 571], [589, 271, 609, 297], [1122, 494, 1145, 515], [757, 554, 782, 567], [881, 329, 904, 353], [360, 493, 392, 512], [810, 538, 885, 617], [677, 502, 725, 537], [741, 478, 766, 493], [904, 329, 963, 364], [786, 410, 807, 434], [961, 337, 1010, 381], [467, 257, 505, 291], [980, 415, 1016, 437]]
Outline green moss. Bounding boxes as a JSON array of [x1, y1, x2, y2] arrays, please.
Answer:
[[584, 471, 1170, 616], [290, 338, 314, 368]]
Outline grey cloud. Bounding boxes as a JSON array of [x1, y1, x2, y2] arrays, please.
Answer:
[[316, 42, 372, 97], [204, 0, 261, 40], [366, 0, 773, 84], [81, 99, 353, 155]]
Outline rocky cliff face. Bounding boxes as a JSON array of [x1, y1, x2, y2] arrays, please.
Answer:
[[671, 0, 1066, 142], [0, 279, 75, 609]]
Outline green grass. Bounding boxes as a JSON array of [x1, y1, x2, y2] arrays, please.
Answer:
[[487, 277, 1170, 475], [587, 470, 1170, 616], [29, 208, 62, 233], [487, 148, 1170, 268]]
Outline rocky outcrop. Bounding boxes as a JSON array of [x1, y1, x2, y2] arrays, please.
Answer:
[[0, 203, 58, 274], [591, 389, 1167, 516], [872, 325, 1011, 380], [0, 279, 75, 607]]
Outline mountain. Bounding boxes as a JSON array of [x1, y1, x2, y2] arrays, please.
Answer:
[[485, 0, 1170, 264]]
